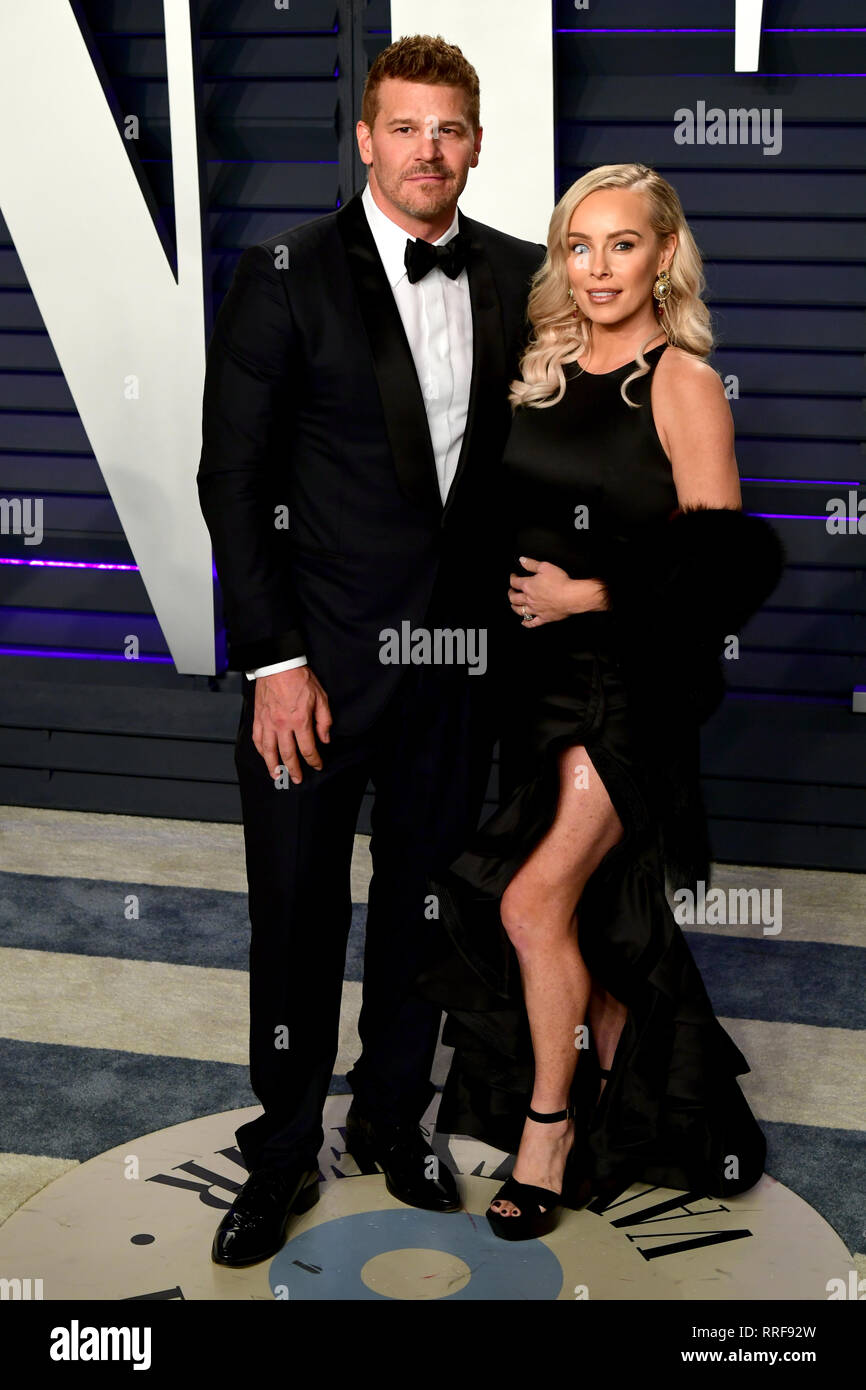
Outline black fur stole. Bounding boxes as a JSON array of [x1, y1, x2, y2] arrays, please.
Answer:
[[597, 506, 786, 888]]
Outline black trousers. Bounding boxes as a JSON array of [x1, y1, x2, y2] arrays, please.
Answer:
[[232, 660, 495, 1173]]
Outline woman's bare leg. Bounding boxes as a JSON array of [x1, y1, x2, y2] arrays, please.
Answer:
[[490, 744, 625, 1219], [588, 982, 629, 1096]]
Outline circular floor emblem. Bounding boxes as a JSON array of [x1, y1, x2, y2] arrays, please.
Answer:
[[269, 1205, 562, 1301], [0, 1096, 853, 1301]]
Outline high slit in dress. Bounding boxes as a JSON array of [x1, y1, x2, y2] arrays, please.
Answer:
[[416, 344, 768, 1200]]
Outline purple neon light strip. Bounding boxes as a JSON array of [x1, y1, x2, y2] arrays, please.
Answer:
[[741, 478, 862, 486], [558, 67, 866, 75], [0, 644, 173, 662], [556, 27, 866, 35], [749, 512, 856, 520], [725, 691, 850, 706], [0, 556, 223, 579], [0, 556, 138, 570]]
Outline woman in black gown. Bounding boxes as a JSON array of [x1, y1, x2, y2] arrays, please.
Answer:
[[418, 164, 784, 1241]]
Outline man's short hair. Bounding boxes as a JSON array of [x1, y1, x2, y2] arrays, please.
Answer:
[[361, 34, 481, 133]]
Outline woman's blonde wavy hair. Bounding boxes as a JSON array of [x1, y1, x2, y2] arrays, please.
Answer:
[[510, 164, 713, 410]]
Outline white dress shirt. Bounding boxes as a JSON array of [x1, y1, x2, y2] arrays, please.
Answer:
[[245, 179, 473, 680]]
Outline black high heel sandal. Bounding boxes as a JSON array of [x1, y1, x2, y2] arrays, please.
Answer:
[[486, 1102, 584, 1242]]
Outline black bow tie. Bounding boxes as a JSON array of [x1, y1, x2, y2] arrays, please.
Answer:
[[404, 231, 469, 284]]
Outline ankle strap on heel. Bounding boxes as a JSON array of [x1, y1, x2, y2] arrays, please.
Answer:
[[527, 1103, 575, 1122]]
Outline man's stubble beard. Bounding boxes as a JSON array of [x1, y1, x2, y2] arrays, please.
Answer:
[[375, 164, 466, 227]]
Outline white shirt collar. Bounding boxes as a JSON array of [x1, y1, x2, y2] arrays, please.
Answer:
[[361, 179, 460, 289]]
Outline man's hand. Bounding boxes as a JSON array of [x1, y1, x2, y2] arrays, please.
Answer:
[[252, 666, 332, 783]]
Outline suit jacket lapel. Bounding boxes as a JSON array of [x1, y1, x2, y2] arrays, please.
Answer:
[[336, 193, 509, 524], [336, 192, 441, 515], [441, 209, 508, 525]]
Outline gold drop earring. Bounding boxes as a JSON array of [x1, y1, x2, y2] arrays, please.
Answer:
[[652, 268, 672, 319], [568, 286, 578, 317]]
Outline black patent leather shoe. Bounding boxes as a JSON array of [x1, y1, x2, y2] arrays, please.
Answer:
[[211, 1163, 320, 1267], [344, 1106, 461, 1213]]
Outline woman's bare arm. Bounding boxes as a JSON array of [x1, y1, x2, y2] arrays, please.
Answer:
[[650, 346, 742, 510]]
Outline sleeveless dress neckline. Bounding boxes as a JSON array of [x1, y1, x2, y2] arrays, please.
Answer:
[[570, 340, 668, 378]]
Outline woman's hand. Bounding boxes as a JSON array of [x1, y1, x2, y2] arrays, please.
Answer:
[[508, 556, 609, 627]]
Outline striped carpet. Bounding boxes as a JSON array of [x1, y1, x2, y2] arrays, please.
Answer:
[[0, 804, 863, 1273]]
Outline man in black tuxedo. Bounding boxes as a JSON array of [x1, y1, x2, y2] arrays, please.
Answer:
[[197, 34, 544, 1265]]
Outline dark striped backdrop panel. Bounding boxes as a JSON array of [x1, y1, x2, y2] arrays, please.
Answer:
[[555, 0, 865, 868], [0, 0, 862, 868]]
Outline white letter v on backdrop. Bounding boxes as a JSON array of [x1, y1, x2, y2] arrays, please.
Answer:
[[735, 0, 765, 72], [0, 1, 215, 673]]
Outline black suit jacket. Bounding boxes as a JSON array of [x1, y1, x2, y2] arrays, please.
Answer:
[[197, 188, 545, 734]]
